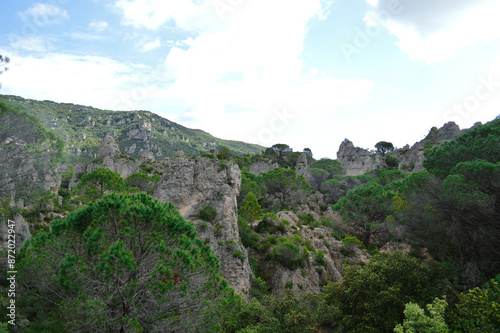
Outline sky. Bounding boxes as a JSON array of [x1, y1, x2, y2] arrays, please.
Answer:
[[1, 0, 500, 159]]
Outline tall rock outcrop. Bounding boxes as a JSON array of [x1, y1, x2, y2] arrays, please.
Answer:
[[248, 160, 279, 176], [0, 214, 31, 252], [337, 139, 385, 176], [396, 121, 463, 172], [153, 157, 253, 296], [337, 122, 464, 175], [87, 132, 138, 179]]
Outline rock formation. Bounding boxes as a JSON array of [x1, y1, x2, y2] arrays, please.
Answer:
[[87, 132, 138, 179], [337, 122, 464, 175], [0, 214, 31, 252], [153, 157, 253, 296], [248, 160, 279, 175], [336, 139, 385, 176], [396, 121, 463, 172]]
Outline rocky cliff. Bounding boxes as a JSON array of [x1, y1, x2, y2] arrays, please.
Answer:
[[337, 122, 464, 175], [336, 139, 385, 176], [153, 157, 253, 296], [256, 211, 369, 295], [396, 121, 463, 172]]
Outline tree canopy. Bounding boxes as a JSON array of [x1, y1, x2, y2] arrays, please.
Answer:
[[324, 252, 448, 333], [261, 168, 310, 207], [375, 141, 394, 156], [18, 192, 236, 332], [332, 181, 394, 246]]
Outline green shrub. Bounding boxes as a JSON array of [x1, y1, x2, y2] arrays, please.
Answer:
[[273, 240, 305, 270], [199, 205, 217, 222], [285, 281, 293, 289], [58, 188, 70, 198], [314, 250, 325, 266], [250, 277, 270, 300], [385, 154, 400, 169], [238, 218, 260, 250], [233, 250, 246, 261]]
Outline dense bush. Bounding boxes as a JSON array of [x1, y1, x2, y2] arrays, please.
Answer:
[[325, 252, 449, 333], [273, 239, 305, 270], [198, 204, 217, 222]]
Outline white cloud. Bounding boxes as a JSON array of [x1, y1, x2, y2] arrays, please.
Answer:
[[114, 0, 211, 32], [0, 50, 143, 110], [365, 0, 500, 62], [71, 33, 106, 41], [107, 0, 371, 154], [19, 3, 69, 26], [140, 37, 161, 52], [89, 20, 109, 32], [9, 36, 51, 52]]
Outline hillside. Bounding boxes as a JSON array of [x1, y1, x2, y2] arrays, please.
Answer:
[[0, 95, 264, 164], [0, 95, 499, 332]]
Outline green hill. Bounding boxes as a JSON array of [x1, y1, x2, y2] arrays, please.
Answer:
[[0, 94, 264, 164]]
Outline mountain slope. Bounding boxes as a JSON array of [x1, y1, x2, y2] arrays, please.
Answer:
[[0, 95, 264, 164]]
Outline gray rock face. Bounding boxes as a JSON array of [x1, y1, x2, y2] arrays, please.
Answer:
[[261, 216, 368, 295], [87, 157, 138, 179], [397, 121, 463, 172], [0, 134, 63, 201], [295, 152, 308, 177], [337, 122, 463, 175], [0, 214, 31, 252], [153, 157, 252, 296], [98, 132, 120, 159], [87, 132, 138, 179], [248, 160, 279, 175], [337, 139, 385, 176]]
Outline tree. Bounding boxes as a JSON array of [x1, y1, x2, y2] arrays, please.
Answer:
[[76, 167, 125, 202], [324, 252, 448, 333], [239, 168, 265, 205], [449, 276, 500, 332], [240, 191, 262, 229], [18, 193, 236, 332], [261, 168, 310, 207], [271, 143, 292, 165], [0, 55, 9, 88], [332, 181, 394, 246], [125, 171, 160, 195], [423, 118, 500, 178], [394, 298, 449, 333], [308, 168, 329, 191], [0, 55, 9, 74], [309, 158, 345, 178], [375, 141, 394, 156], [395, 162, 500, 290]]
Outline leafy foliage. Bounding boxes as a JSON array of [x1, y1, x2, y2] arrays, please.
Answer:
[[448, 276, 500, 332], [324, 252, 448, 333], [375, 141, 394, 155], [125, 171, 160, 194], [273, 238, 305, 270], [199, 204, 217, 222], [394, 297, 449, 333], [234, 290, 333, 332], [75, 167, 125, 202], [332, 181, 394, 246], [239, 192, 262, 228], [261, 168, 310, 207], [423, 118, 500, 178], [17, 193, 234, 332]]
